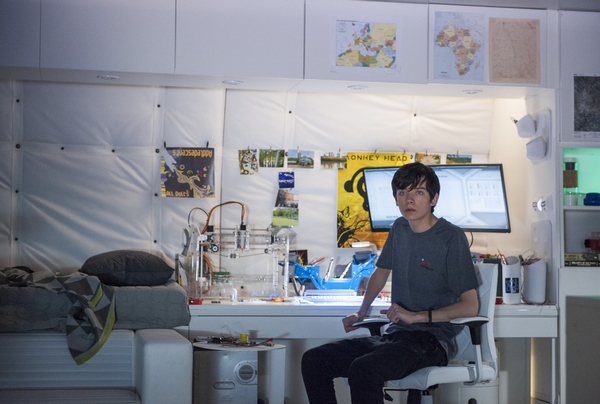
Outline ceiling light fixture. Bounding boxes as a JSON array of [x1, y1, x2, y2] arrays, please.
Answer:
[[461, 89, 483, 95], [96, 75, 120, 81], [347, 85, 368, 90], [222, 80, 244, 86]]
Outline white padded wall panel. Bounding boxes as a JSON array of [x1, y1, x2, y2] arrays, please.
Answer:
[[221, 90, 290, 236], [408, 96, 494, 154], [23, 82, 156, 146], [1, 79, 530, 276], [16, 82, 164, 270], [0, 149, 11, 269], [0, 81, 14, 269], [160, 87, 226, 263], [219, 89, 499, 266], [163, 87, 225, 147], [220, 148, 341, 274], [0, 81, 13, 142], [221, 90, 342, 264], [20, 148, 155, 270], [293, 92, 414, 151], [223, 90, 291, 148]]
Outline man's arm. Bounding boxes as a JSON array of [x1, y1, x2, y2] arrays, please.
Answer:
[[381, 288, 479, 325], [342, 267, 390, 332]]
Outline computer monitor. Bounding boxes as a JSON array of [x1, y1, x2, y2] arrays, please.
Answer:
[[363, 164, 511, 233]]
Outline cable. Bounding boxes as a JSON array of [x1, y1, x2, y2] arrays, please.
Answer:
[[202, 201, 247, 233], [187, 207, 209, 227]]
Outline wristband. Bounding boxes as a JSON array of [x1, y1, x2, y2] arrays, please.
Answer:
[[428, 308, 433, 326]]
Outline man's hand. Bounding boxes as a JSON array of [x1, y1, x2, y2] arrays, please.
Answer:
[[380, 303, 423, 325], [342, 312, 365, 333]]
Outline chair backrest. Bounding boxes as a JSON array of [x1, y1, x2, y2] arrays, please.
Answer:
[[451, 263, 498, 375]]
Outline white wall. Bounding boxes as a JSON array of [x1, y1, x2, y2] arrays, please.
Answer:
[[0, 80, 538, 279]]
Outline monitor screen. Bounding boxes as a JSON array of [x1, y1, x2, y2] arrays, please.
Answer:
[[363, 164, 511, 233]]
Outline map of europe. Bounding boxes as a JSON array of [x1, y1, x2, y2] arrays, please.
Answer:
[[433, 12, 485, 81], [336, 20, 396, 69]]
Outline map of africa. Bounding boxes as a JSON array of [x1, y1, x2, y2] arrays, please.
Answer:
[[433, 11, 485, 81], [335, 20, 396, 69]]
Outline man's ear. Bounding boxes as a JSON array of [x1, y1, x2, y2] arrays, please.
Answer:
[[431, 193, 439, 206]]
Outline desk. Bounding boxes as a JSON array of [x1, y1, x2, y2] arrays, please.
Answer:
[[183, 299, 557, 340], [179, 301, 557, 404]]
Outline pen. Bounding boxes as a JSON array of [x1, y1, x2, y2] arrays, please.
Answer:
[[324, 257, 334, 281], [339, 262, 352, 278]]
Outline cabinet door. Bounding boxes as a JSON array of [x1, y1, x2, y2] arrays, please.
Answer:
[[175, 0, 304, 80], [560, 11, 600, 142], [0, 0, 41, 80], [40, 0, 175, 74]]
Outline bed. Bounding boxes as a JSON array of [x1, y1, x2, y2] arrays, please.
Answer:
[[0, 250, 191, 364]]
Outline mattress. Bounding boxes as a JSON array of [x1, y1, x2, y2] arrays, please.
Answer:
[[0, 279, 190, 332]]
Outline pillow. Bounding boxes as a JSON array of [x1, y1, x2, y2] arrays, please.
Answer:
[[81, 250, 174, 286]]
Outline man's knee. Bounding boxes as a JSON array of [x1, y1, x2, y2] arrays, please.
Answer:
[[347, 357, 379, 386], [302, 346, 326, 374]]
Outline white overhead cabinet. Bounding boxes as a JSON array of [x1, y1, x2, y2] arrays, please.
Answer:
[[0, 0, 42, 80], [299, 0, 428, 93], [175, 0, 305, 91], [40, 0, 176, 82]]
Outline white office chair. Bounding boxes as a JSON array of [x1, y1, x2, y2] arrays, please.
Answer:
[[355, 263, 498, 404]]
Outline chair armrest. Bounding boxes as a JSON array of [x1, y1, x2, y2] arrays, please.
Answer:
[[353, 318, 390, 336], [451, 316, 489, 345]]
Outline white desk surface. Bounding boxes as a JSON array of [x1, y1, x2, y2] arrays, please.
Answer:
[[186, 300, 557, 339], [193, 341, 286, 351]]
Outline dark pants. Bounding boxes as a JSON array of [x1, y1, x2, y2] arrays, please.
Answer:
[[301, 330, 448, 404]]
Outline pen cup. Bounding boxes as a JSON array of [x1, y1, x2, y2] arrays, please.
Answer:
[[522, 259, 546, 305]]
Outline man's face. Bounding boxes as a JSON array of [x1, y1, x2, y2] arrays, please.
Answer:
[[394, 180, 438, 221]]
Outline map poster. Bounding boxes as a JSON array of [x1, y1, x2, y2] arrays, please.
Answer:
[[573, 75, 600, 140], [337, 152, 410, 249], [489, 18, 541, 85], [333, 19, 397, 73], [431, 11, 486, 82], [161, 147, 215, 198]]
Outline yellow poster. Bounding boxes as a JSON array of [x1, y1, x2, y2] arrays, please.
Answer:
[[337, 152, 410, 248]]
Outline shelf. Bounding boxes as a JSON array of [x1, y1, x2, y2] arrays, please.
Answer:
[[563, 205, 600, 211]]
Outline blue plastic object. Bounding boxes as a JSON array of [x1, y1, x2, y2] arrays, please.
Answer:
[[584, 192, 600, 206], [292, 253, 377, 292]]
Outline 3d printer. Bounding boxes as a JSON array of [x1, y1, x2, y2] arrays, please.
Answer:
[[179, 202, 292, 301]]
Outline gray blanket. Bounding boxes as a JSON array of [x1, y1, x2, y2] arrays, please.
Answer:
[[0, 266, 116, 365]]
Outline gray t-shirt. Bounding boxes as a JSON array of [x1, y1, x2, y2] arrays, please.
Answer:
[[376, 217, 478, 358]]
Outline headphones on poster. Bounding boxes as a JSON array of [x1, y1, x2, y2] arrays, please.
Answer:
[[343, 168, 369, 211]]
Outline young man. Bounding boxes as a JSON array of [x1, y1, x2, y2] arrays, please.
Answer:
[[301, 162, 479, 404]]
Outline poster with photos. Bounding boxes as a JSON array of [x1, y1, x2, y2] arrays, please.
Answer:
[[287, 149, 315, 168], [273, 171, 299, 227], [259, 148, 285, 168], [239, 149, 259, 175], [321, 150, 348, 170]]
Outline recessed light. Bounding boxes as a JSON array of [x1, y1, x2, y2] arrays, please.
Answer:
[[222, 80, 244, 86], [96, 75, 120, 80], [462, 89, 483, 95], [348, 85, 368, 90]]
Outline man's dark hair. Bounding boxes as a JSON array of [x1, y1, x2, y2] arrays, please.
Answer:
[[391, 162, 440, 212]]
